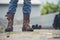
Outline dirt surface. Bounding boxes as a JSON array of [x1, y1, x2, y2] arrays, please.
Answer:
[[0, 29, 60, 40]]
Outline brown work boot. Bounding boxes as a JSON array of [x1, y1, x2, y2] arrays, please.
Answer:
[[22, 14, 33, 31], [5, 12, 14, 32]]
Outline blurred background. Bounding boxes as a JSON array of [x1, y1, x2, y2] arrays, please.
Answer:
[[0, 0, 60, 30]]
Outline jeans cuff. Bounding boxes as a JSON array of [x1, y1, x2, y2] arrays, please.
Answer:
[[7, 12, 15, 14]]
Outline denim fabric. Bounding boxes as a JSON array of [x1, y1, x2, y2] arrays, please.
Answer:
[[23, 0, 31, 14], [7, 0, 31, 14], [8, 0, 18, 14]]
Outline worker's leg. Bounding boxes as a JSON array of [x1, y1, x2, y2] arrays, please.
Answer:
[[22, 0, 33, 31], [5, 0, 18, 32]]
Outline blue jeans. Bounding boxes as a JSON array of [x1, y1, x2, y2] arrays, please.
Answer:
[[7, 0, 31, 14]]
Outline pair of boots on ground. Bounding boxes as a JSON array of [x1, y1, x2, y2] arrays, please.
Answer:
[[5, 12, 33, 32]]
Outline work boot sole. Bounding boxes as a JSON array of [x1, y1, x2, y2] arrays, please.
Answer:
[[5, 28, 13, 32], [22, 28, 33, 32]]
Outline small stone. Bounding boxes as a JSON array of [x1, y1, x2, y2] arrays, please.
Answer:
[[7, 35, 10, 38]]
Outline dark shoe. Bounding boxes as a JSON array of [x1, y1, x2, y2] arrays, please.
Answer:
[[32, 25, 36, 29], [39, 25, 41, 29], [5, 27, 13, 32], [22, 27, 33, 31], [32, 24, 41, 29], [35, 24, 39, 29]]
